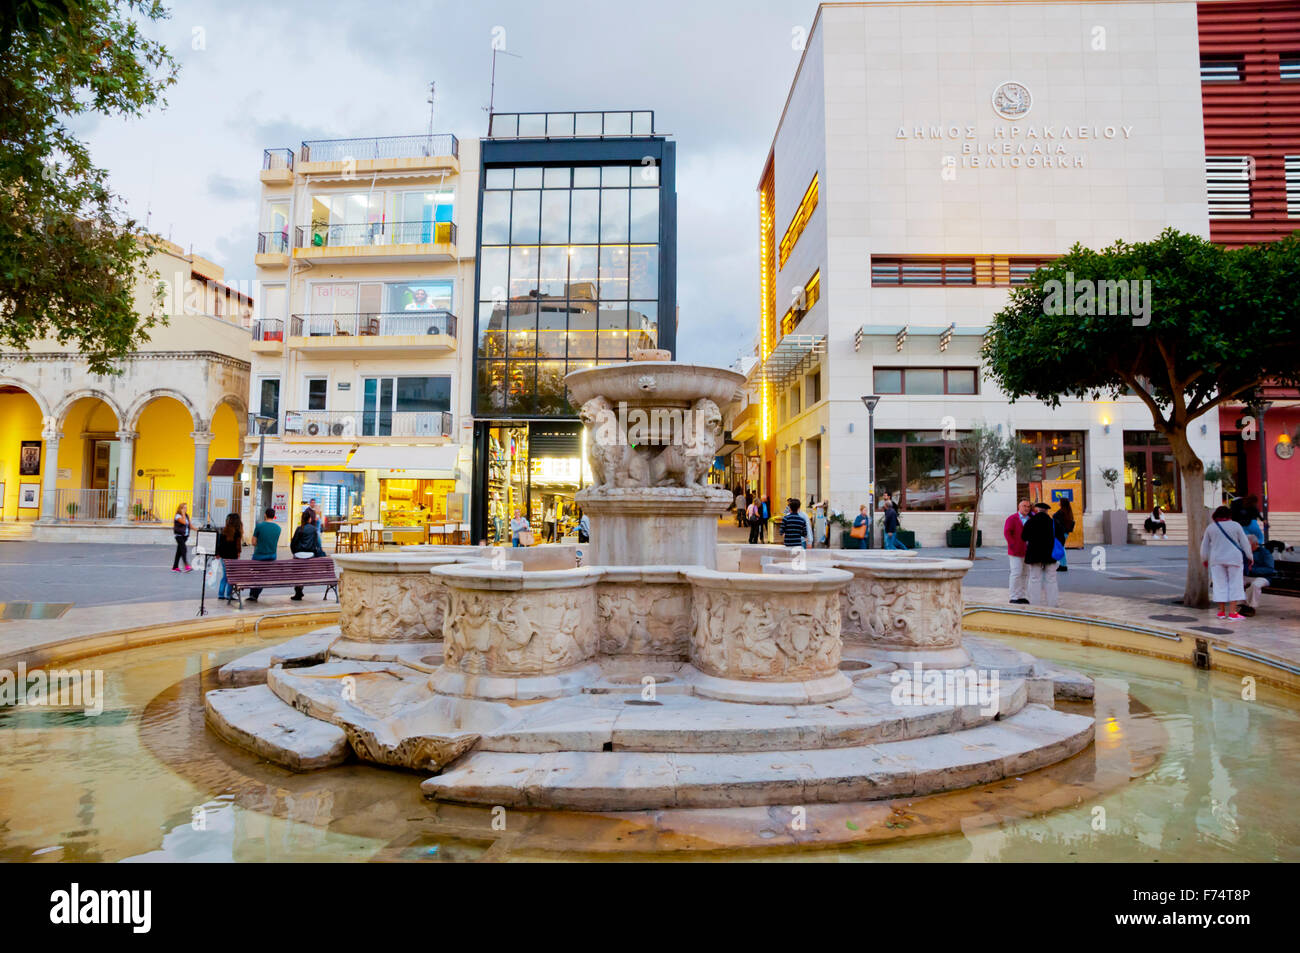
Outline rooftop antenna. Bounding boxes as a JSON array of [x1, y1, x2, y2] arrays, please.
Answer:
[[426, 81, 436, 139], [484, 47, 523, 133]]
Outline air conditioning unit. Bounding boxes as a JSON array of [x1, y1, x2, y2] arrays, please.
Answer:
[[330, 422, 345, 436], [306, 422, 321, 436]]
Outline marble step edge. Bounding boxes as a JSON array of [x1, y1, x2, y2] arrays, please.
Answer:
[[204, 684, 350, 772], [265, 658, 1030, 757], [216, 627, 343, 687], [420, 704, 1095, 811]]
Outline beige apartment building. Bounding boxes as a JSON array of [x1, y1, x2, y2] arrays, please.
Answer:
[[247, 134, 478, 545]]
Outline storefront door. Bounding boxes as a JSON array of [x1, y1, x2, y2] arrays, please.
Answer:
[[1124, 443, 1181, 512]]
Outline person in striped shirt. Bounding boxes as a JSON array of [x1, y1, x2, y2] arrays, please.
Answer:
[[780, 498, 810, 549]]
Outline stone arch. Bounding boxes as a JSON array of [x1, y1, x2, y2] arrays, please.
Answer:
[[124, 388, 202, 432], [0, 377, 52, 421], [53, 388, 125, 432], [209, 393, 248, 440]]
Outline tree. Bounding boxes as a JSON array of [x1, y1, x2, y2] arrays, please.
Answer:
[[0, 0, 177, 374], [983, 229, 1300, 607], [953, 424, 1035, 562]]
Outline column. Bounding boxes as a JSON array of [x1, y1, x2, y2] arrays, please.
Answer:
[[38, 429, 62, 521], [191, 431, 213, 526], [114, 430, 138, 523]]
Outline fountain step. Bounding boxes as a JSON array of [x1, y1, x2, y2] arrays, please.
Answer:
[[478, 675, 1027, 754], [204, 684, 350, 771], [420, 703, 1094, 810], [216, 628, 340, 687]]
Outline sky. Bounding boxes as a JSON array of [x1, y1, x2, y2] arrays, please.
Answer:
[[74, 0, 823, 365]]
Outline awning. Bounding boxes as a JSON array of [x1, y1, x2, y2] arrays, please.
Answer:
[[762, 334, 826, 388], [347, 444, 461, 477], [207, 458, 243, 477], [256, 444, 355, 467]]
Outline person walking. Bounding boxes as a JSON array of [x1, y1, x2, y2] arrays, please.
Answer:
[[1052, 498, 1075, 571], [214, 512, 243, 602], [781, 498, 810, 549], [851, 504, 870, 549], [747, 497, 763, 544], [289, 508, 326, 601], [577, 509, 591, 544], [734, 488, 746, 527], [171, 503, 193, 572], [1003, 499, 1032, 604], [759, 495, 770, 542], [245, 507, 280, 603], [882, 500, 909, 550], [509, 508, 531, 548], [1201, 505, 1253, 621], [1022, 502, 1060, 607]]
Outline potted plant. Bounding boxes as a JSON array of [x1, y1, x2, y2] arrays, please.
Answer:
[[132, 502, 146, 521], [945, 509, 983, 549], [829, 511, 853, 548], [65, 501, 79, 520], [1203, 461, 1229, 505], [1099, 466, 1128, 545]]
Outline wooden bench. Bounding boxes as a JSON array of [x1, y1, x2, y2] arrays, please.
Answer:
[[222, 557, 339, 609], [1262, 557, 1300, 598]]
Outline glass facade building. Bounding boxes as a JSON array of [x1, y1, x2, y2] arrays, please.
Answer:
[[470, 113, 677, 542]]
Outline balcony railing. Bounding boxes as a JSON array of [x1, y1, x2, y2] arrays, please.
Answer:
[[299, 134, 459, 163], [294, 221, 456, 250], [284, 409, 453, 439], [289, 311, 456, 339], [263, 148, 294, 171], [488, 110, 655, 139], [252, 318, 285, 342], [257, 230, 290, 254]]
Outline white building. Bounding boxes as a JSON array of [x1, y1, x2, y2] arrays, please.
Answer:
[[754, 0, 1220, 546], [247, 134, 479, 544]]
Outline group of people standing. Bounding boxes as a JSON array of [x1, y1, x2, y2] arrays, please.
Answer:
[[1004, 498, 1076, 607]]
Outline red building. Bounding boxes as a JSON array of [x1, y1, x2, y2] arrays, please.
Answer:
[[1200, 0, 1300, 531]]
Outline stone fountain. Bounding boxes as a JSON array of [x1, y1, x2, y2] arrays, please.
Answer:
[[206, 355, 1095, 813]]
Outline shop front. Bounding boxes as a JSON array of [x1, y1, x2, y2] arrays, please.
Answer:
[[480, 420, 588, 545]]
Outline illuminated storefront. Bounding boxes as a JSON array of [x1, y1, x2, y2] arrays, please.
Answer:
[[470, 111, 677, 542]]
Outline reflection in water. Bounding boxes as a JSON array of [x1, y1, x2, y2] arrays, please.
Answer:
[[0, 628, 1295, 862]]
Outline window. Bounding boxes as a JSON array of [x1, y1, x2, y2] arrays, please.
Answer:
[[363, 376, 451, 436], [1008, 258, 1056, 285], [778, 173, 818, 269], [1288, 156, 1300, 218], [475, 162, 664, 416], [1281, 54, 1300, 81], [780, 269, 821, 336], [1016, 430, 1087, 511], [306, 189, 453, 246], [1206, 156, 1253, 219], [875, 430, 974, 511], [306, 378, 328, 411], [806, 370, 821, 405], [258, 378, 280, 434], [1201, 57, 1244, 82], [873, 367, 979, 395], [871, 257, 975, 286]]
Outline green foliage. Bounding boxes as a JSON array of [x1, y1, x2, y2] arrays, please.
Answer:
[[951, 510, 972, 531], [953, 425, 1036, 503], [0, 0, 178, 374], [1203, 461, 1229, 489], [983, 229, 1300, 426], [1099, 466, 1121, 509]]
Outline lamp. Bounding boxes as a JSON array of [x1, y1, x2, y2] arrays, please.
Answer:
[[248, 412, 277, 515], [861, 395, 881, 548]]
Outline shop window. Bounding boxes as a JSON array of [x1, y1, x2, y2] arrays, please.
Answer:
[[874, 430, 973, 511], [1016, 430, 1087, 511]]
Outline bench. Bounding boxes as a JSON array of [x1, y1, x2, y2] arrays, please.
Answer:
[[222, 557, 339, 609], [1262, 558, 1300, 598]]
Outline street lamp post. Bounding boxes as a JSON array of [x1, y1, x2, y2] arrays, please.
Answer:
[[861, 395, 881, 549], [249, 413, 276, 516]]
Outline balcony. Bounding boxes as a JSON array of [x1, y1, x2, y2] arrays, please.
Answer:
[[260, 148, 294, 185], [487, 110, 655, 139], [255, 230, 290, 267], [287, 311, 457, 357], [296, 134, 460, 177], [283, 409, 453, 441], [292, 220, 457, 264], [250, 318, 285, 354]]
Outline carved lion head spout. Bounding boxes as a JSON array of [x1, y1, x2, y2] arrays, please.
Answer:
[[636, 375, 657, 393]]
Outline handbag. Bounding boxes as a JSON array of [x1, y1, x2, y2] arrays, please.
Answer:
[[1051, 537, 1065, 562], [518, 530, 535, 547], [850, 523, 867, 539]]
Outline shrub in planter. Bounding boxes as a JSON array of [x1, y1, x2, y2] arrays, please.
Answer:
[[945, 511, 982, 548]]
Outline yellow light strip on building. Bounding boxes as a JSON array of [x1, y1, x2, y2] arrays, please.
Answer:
[[759, 172, 775, 442]]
